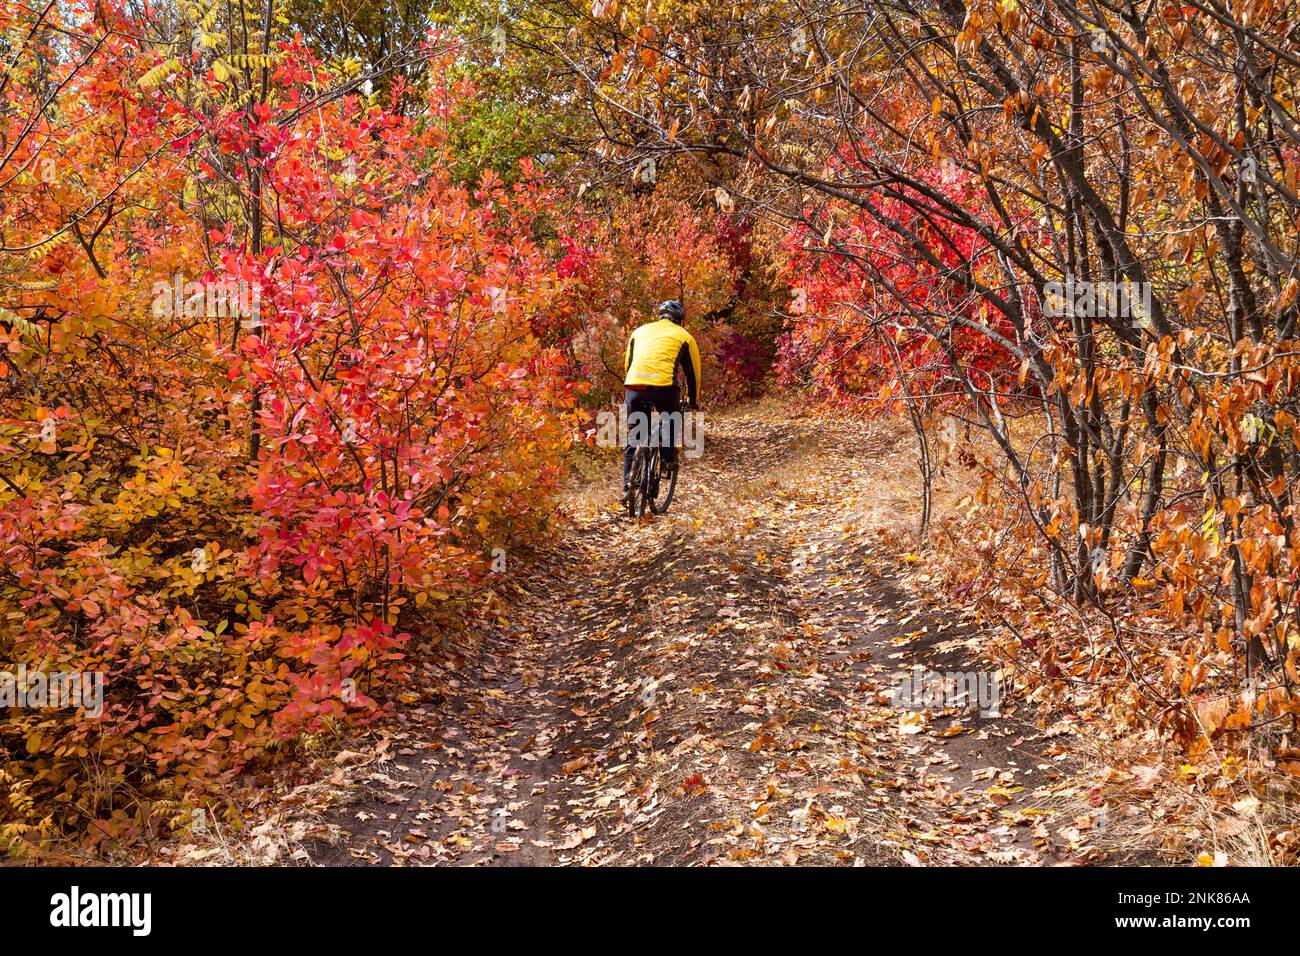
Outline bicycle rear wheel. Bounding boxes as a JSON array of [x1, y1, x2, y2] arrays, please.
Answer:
[[634, 446, 656, 518], [626, 447, 651, 518]]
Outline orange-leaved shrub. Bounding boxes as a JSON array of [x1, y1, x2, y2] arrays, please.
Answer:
[[0, 5, 580, 855]]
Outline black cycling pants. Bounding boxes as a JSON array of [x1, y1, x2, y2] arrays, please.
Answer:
[[623, 385, 680, 486]]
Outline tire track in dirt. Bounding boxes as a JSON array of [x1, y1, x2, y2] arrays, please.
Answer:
[[300, 403, 1102, 865]]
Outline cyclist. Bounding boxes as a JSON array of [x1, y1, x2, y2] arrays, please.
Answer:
[[622, 299, 701, 496]]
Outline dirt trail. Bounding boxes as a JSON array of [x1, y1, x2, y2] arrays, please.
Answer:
[[302, 403, 1105, 866]]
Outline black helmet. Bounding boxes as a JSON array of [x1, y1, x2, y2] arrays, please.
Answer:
[[657, 300, 685, 323]]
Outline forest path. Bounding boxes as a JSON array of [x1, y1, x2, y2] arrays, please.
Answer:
[[304, 402, 1096, 866]]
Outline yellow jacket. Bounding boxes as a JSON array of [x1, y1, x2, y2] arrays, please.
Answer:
[[623, 319, 702, 404]]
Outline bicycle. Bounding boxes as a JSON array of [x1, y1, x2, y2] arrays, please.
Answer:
[[624, 409, 680, 518]]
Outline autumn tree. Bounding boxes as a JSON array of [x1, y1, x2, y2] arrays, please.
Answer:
[[0, 0, 581, 854], [520, 0, 1300, 743]]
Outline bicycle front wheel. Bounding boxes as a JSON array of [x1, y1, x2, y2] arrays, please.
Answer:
[[649, 456, 678, 514]]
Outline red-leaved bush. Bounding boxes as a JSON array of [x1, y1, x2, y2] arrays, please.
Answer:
[[0, 4, 579, 853]]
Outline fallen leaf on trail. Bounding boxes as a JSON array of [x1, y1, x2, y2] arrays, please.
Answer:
[[899, 712, 926, 735]]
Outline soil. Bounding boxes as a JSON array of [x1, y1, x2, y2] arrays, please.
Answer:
[[298, 403, 1147, 866]]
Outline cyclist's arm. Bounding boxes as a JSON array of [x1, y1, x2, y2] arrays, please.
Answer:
[[676, 339, 700, 407], [624, 330, 635, 380]]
